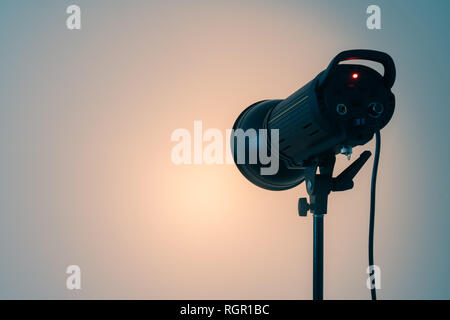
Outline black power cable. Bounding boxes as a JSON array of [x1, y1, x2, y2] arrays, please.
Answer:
[[369, 131, 381, 300]]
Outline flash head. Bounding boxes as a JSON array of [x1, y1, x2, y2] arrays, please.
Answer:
[[231, 49, 396, 190]]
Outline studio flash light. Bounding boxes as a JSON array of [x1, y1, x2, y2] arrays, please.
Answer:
[[230, 49, 396, 300]]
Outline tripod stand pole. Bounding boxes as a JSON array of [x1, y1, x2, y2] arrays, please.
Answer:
[[298, 151, 372, 300], [313, 214, 324, 300]]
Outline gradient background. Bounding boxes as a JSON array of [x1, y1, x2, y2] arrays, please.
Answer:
[[0, 0, 449, 299]]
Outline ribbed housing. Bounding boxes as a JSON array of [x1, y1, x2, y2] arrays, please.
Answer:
[[267, 79, 328, 166]]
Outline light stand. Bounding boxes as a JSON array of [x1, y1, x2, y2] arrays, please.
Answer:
[[298, 150, 372, 300]]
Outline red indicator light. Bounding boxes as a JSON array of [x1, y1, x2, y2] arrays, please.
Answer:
[[352, 73, 359, 79]]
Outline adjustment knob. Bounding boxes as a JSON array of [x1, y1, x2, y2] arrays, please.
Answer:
[[298, 198, 310, 216]]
